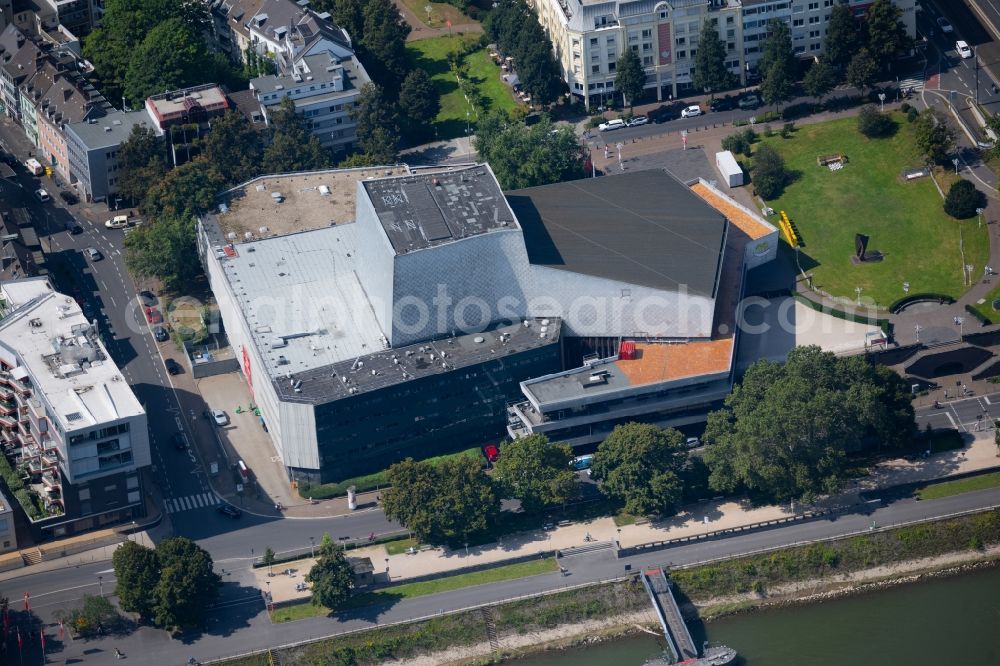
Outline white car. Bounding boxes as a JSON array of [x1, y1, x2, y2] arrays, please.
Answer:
[[211, 409, 229, 426], [956, 40, 973, 59], [34, 188, 50, 203], [105, 215, 130, 229], [598, 118, 626, 132], [937, 17, 953, 34], [628, 115, 649, 127], [681, 105, 703, 118]]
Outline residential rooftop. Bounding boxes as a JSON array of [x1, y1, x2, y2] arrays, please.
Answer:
[[507, 169, 728, 298], [66, 110, 154, 149], [211, 167, 411, 241], [0, 279, 144, 430], [145, 84, 229, 128], [362, 164, 517, 254]]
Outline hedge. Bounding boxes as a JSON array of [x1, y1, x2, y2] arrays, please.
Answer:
[[965, 303, 992, 326], [792, 292, 891, 331], [889, 293, 955, 314]]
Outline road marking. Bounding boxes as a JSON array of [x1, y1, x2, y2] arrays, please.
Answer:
[[985, 395, 992, 405], [945, 410, 960, 430], [165, 492, 220, 513]]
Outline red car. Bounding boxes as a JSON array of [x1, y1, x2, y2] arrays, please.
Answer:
[[483, 444, 500, 463], [145, 307, 163, 324]]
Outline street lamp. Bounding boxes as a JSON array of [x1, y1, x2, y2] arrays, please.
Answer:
[[977, 207, 985, 229], [953, 157, 960, 174], [385, 557, 390, 583], [309, 536, 315, 558], [903, 281, 910, 294], [855, 286, 863, 306], [878, 92, 886, 112], [97, 575, 103, 597]]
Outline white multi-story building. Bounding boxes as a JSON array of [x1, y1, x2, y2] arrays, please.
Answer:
[[530, 0, 915, 109], [0, 277, 150, 540]]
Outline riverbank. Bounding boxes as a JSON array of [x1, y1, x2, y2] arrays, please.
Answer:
[[219, 510, 1000, 666]]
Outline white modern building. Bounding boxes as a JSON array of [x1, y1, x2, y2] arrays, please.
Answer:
[[529, 0, 916, 108], [0, 277, 150, 539]]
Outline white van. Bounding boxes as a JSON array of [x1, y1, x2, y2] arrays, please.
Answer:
[[105, 215, 130, 229], [25, 158, 43, 176]]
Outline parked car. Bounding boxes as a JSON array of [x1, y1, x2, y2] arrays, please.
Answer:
[[153, 325, 169, 342], [172, 432, 187, 450], [680, 105, 703, 118], [66, 221, 83, 235], [710, 96, 735, 112], [212, 409, 229, 426], [34, 188, 50, 203], [738, 94, 761, 110], [145, 307, 162, 324], [138, 290, 157, 307], [570, 454, 594, 470], [85, 247, 102, 261], [956, 40, 973, 59], [217, 504, 242, 518], [598, 118, 627, 132], [164, 358, 182, 375], [937, 16, 953, 34], [685, 437, 701, 449], [627, 115, 649, 127], [59, 190, 79, 205]]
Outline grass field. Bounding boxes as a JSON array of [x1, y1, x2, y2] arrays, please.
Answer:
[[755, 114, 990, 307], [272, 557, 558, 622], [917, 471, 1000, 501], [407, 35, 521, 140], [400, 0, 471, 29], [385, 537, 419, 555]]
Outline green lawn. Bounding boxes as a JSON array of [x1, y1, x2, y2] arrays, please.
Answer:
[[917, 471, 1000, 501], [385, 538, 419, 555], [399, 0, 471, 29], [407, 35, 521, 140], [755, 114, 990, 307], [969, 280, 1000, 324], [272, 557, 558, 622]]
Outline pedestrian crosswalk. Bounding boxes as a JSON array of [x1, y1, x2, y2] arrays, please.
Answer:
[[898, 76, 925, 93], [165, 492, 221, 513]]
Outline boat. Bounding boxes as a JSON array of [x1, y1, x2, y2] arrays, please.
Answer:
[[643, 644, 737, 666]]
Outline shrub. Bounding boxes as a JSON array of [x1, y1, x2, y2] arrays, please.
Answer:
[[857, 104, 895, 138], [906, 107, 919, 123], [944, 179, 987, 219], [900, 102, 912, 113], [763, 123, 774, 137], [781, 122, 794, 138], [743, 127, 757, 143], [721, 132, 751, 157]]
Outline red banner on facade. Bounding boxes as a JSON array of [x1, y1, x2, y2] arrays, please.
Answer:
[[658, 23, 672, 65]]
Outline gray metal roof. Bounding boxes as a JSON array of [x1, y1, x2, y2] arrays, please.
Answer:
[[275, 318, 562, 404], [505, 170, 727, 297], [65, 110, 154, 150], [362, 164, 518, 255]]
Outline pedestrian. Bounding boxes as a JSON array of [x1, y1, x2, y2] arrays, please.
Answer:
[[114, 648, 124, 659]]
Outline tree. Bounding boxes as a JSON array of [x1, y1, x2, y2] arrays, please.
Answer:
[[913, 109, 956, 165], [351, 83, 399, 163], [398, 69, 440, 142], [761, 60, 794, 110], [823, 4, 864, 74], [614, 49, 645, 110], [116, 125, 166, 204], [112, 541, 160, 620], [124, 214, 202, 292], [361, 0, 411, 90], [486, 0, 565, 105], [473, 112, 585, 190], [943, 179, 987, 219], [590, 423, 687, 516], [846, 48, 878, 97], [263, 98, 332, 173], [703, 346, 914, 503], [306, 541, 355, 609], [693, 19, 735, 99], [201, 111, 264, 186], [492, 435, 579, 512], [866, 0, 911, 66], [803, 60, 835, 105], [152, 537, 221, 630], [262, 547, 276, 571], [142, 158, 225, 220], [857, 104, 895, 138], [750, 143, 787, 200], [759, 19, 795, 82], [383, 456, 499, 544], [721, 130, 751, 157], [123, 18, 212, 106], [315, 0, 365, 44]]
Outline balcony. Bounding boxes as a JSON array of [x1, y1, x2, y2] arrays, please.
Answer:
[[0, 401, 15, 416], [41, 472, 60, 489]]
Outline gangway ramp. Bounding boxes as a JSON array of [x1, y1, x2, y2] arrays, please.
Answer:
[[641, 567, 698, 663]]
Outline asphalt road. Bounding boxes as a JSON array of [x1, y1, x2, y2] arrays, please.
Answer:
[[914, 389, 1000, 432], [8, 483, 998, 665]]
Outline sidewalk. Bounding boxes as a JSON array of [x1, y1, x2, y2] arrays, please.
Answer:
[[258, 433, 1000, 606]]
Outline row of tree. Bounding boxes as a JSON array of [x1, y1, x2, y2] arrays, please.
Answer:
[[111, 538, 221, 630], [472, 111, 586, 189], [484, 0, 565, 105], [83, 0, 242, 106]]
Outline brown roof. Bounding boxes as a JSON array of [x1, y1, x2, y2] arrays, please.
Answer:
[[614, 338, 733, 385], [690, 182, 772, 240]]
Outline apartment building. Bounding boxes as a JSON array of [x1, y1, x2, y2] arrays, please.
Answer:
[[64, 110, 154, 203], [531, 0, 915, 109], [0, 277, 150, 540]]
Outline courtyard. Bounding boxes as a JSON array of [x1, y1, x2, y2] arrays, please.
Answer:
[[753, 113, 990, 308]]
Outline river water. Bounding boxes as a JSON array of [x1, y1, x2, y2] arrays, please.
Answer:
[[512, 567, 1000, 665]]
